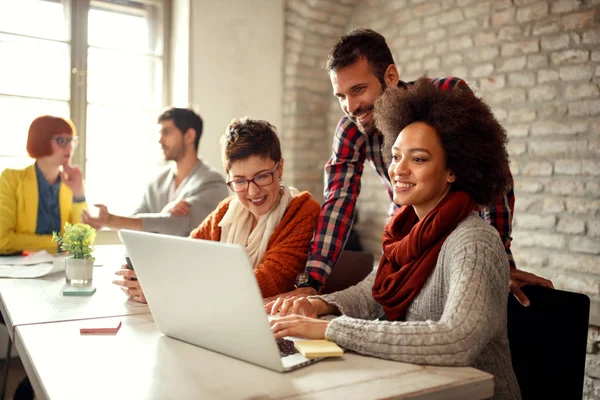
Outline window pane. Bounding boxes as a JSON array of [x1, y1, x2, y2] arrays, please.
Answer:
[[0, 0, 69, 41], [0, 95, 69, 157], [0, 33, 70, 100], [88, 6, 151, 53], [87, 48, 162, 108], [85, 105, 164, 215]]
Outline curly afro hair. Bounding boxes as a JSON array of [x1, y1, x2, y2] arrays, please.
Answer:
[[374, 77, 510, 206]]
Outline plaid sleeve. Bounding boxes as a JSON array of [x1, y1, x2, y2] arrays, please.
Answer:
[[481, 170, 517, 269], [305, 116, 367, 288]]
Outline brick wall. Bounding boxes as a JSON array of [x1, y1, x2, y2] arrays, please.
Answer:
[[284, 0, 600, 396]]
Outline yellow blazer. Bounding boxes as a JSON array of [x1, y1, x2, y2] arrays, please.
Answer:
[[0, 164, 87, 254]]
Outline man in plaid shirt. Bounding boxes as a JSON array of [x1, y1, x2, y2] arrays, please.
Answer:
[[269, 29, 552, 309]]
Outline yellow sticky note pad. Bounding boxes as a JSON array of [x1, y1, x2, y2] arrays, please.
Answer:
[[294, 340, 344, 359]]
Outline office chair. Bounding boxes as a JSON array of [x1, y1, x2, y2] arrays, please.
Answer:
[[507, 286, 590, 400], [322, 250, 374, 294]]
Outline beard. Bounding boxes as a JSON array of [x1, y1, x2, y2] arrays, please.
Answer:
[[163, 143, 186, 162], [348, 82, 386, 135]]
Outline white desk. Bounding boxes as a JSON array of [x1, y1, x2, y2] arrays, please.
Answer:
[[15, 316, 494, 400], [0, 245, 149, 339]]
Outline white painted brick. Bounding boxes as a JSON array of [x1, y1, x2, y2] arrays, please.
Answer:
[[413, 1, 441, 17], [548, 252, 600, 275], [508, 108, 536, 123], [529, 85, 557, 102], [463, 1, 491, 18], [516, 2, 549, 22], [492, 0, 512, 10], [471, 63, 495, 78], [506, 124, 529, 137], [467, 46, 500, 62], [543, 198, 565, 213], [515, 196, 539, 212], [539, 103, 568, 118], [583, 160, 600, 176], [507, 141, 527, 156], [498, 26, 523, 41], [532, 17, 561, 35], [551, 49, 590, 65], [512, 248, 548, 268], [557, 216, 586, 234], [474, 31, 497, 45], [485, 88, 527, 104], [555, 159, 582, 175], [439, 8, 464, 25], [515, 179, 544, 193], [449, 35, 473, 51], [586, 181, 600, 198], [491, 8, 515, 26], [516, 213, 557, 229], [551, 0, 583, 14], [546, 178, 586, 196], [498, 56, 527, 72], [435, 41, 449, 55], [569, 237, 600, 255], [568, 100, 600, 117], [559, 65, 595, 81], [450, 20, 480, 37], [423, 57, 441, 71], [583, 29, 600, 45], [541, 34, 571, 50], [530, 120, 587, 136], [451, 65, 468, 78], [443, 53, 463, 67], [514, 0, 541, 4], [588, 219, 600, 238], [552, 272, 600, 296], [522, 161, 553, 176], [562, 10, 597, 30], [565, 83, 600, 101], [512, 230, 566, 249], [527, 54, 548, 69], [566, 198, 600, 215], [508, 71, 536, 87], [538, 69, 560, 83], [478, 75, 506, 91], [427, 28, 447, 42]]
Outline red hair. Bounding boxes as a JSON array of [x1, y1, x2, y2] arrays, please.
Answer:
[[26, 116, 76, 158]]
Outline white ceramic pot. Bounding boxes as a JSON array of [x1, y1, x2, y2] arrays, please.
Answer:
[[65, 257, 94, 287]]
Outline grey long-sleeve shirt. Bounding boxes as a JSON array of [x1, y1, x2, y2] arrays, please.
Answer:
[[133, 160, 228, 237], [318, 213, 521, 400]]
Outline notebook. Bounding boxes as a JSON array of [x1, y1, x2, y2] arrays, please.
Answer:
[[118, 229, 330, 372]]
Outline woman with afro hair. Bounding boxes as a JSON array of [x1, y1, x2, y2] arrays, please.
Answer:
[[270, 78, 522, 399]]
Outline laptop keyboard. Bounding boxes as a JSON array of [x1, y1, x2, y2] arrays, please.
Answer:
[[276, 338, 299, 357]]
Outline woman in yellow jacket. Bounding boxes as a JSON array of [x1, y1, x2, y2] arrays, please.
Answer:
[[0, 116, 88, 254]]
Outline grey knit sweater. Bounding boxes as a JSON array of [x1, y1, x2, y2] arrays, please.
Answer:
[[319, 213, 521, 400]]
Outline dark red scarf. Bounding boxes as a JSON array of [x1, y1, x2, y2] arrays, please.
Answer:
[[372, 191, 477, 321]]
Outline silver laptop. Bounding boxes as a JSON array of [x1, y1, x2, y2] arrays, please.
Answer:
[[118, 229, 322, 372]]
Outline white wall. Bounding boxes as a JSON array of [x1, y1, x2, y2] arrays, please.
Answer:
[[188, 0, 284, 173], [170, 0, 190, 107]]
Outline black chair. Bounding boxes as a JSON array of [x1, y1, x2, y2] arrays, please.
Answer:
[[507, 286, 590, 400], [0, 313, 10, 400], [322, 250, 374, 294]]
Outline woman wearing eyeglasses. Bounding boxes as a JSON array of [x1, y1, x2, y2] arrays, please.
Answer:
[[0, 115, 87, 254], [115, 117, 320, 301]]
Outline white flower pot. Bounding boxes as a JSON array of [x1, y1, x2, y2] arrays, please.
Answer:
[[65, 257, 94, 287]]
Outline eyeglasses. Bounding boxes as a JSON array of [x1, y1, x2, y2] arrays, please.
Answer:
[[51, 136, 79, 148], [226, 162, 280, 193]]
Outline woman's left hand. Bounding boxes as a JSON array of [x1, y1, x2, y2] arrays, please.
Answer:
[[270, 314, 330, 339]]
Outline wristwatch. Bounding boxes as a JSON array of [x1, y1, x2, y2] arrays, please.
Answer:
[[294, 272, 321, 292]]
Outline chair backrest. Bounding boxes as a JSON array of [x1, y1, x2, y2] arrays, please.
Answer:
[[507, 286, 590, 400], [322, 250, 375, 295]]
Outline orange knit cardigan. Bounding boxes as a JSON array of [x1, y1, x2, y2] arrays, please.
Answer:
[[189, 191, 320, 298]]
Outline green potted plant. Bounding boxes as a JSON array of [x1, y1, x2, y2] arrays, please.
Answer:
[[52, 222, 96, 286]]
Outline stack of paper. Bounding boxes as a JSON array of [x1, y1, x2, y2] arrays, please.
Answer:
[[293, 340, 344, 359], [0, 251, 66, 278]]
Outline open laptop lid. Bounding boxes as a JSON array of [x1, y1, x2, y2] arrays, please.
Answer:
[[118, 229, 285, 372]]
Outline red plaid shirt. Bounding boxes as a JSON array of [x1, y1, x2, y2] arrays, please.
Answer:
[[306, 77, 516, 289]]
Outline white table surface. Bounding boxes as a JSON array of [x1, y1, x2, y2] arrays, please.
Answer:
[[0, 245, 149, 339], [15, 315, 494, 400]]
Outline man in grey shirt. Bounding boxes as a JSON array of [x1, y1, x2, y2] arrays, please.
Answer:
[[83, 108, 228, 237]]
